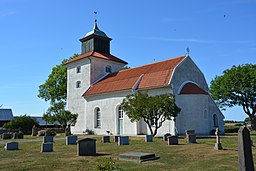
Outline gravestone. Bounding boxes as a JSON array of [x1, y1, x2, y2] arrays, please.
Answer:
[[77, 138, 96, 156], [114, 136, 119, 142], [41, 142, 53, 152], [185, 130, 196, 143], [163, 133, 171, 141], [4, 142, 19, 150], [145, 135, 153, 142], [167, 136, 178, 145], [2, 133, 12, 140], [13, 133, 24, 139], [119, 152, 160, 163], [66, 135, 77, 145], [43, 136, 54, 143], [214, 128, 223, 150], [102, 136, 110, 143], [118, 136, 129, 145], [238, 126, 254, 171]]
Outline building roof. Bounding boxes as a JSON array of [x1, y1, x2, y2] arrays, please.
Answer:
[[179, 82, 208, 95], [0, 109, 14, 121], [85, 20, 109, 38], [65, 51, 128, 65], [31, 117, 60, 126], [84, 56, 186, 96]]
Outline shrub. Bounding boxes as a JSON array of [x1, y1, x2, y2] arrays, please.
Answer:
[[96, 158, 123, 171], [84, 129, 94, 135], [224, 127, 240, 133]]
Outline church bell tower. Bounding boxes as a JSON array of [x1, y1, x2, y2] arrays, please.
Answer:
[[79, 20, 112, 54]]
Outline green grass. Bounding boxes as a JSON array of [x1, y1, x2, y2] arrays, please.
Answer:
[[0, 135, 256, 170]]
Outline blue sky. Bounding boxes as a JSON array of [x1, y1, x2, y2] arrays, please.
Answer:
[[0, 0, 255, 121]]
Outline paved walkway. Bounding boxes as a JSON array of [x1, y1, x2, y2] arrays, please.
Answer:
[[0, 137, 66, 144]]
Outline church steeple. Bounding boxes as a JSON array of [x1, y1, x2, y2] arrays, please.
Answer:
[[80, 20, 112, 54]]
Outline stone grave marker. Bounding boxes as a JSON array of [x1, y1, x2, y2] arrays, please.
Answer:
[[4, 142, 19, 150], [214, 128, 222, 150], [13, 132, 24, 139], [163, 133, 171, 141], [66, 135, 77, 145], [102, 136, 110, 143], [114, 136, 119, 142], [41, 142, 53, 152], [185, 130, 196, 143], [43, 136, 54, 143], [119, 152, 160, 163], [77, 138, 96, 156], [118, 136, 129, 145], [2, 133, 12, 140], [145, 135, 153, 142], [167, 136, 178, 145], [238, 126, 254, 171]]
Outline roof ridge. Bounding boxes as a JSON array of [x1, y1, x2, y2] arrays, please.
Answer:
[[117, 55, 186, 73]]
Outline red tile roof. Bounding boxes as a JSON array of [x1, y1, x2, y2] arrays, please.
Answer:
[[65, 51, 128, 65], [179, 83, 208, 95], [84, 56, 186, 96]]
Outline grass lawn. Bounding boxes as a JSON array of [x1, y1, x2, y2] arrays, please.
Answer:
[[0, 134, 256, 171]]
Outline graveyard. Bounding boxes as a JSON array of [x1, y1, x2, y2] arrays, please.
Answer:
[[1, 133, 256, 170]]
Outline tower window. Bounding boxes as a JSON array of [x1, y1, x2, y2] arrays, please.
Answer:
[[106, 65, 112, 73], [76, 81, 81, 88], [95, 107, 101, 128], [76, 66, 81, 73]]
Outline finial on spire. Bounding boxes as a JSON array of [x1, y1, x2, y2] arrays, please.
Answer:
[[186, 47, 190, 56]]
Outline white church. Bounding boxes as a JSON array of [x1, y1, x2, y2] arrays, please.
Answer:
[[66, 20, 224, 136]]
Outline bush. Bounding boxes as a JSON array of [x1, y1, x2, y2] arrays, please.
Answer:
[[224, 127, 240, 133], [3, 115, 39, 135], [84, 129, 94, 135], [96, 158, 123, 171]]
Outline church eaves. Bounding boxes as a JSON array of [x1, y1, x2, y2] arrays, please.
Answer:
[[83, 56, 186, 96]]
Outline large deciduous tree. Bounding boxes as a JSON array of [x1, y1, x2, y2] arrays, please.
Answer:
[[210, 64, 256, 129], [121, 93, 181, 136], [38, 54, 79, 135]]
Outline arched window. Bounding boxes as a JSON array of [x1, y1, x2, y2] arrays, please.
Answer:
[[95, 107, 101, 128], [76, 81, 81, 88], [213, 114, 218, 127], [106, 65, 112, 73], [76, 66, 81, 73], [118, 106, 124, 119]]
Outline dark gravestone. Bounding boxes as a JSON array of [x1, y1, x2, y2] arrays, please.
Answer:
[[4, 142, 19, 150], [43, 136, 54, 143], [2, 133, 12, 140], [185, 130, 196, 143], [41, 142, 53, 152], [66, 135, 77, 145], [118, 136, 129, 145], [114, 136, 119, 142], [77, 138, 96, 156], [167, 136, 178, 145], [13, 133, 24, 139], [102, 136, 110, 143], [145, 135, 153, 142], [163, 133, 171, 141], [238, 126, 255, 171]]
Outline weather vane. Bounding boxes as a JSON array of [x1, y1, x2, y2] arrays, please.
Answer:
[[186, 47, 190, 56], [94, 11, 97, 21]]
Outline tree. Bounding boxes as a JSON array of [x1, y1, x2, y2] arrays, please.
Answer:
[[3, 115, 39, 134], [38, 54, 78, 105], [210, 64, 256, 129], [121, 93, 181, 136], [38, 54, 79, 135]]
